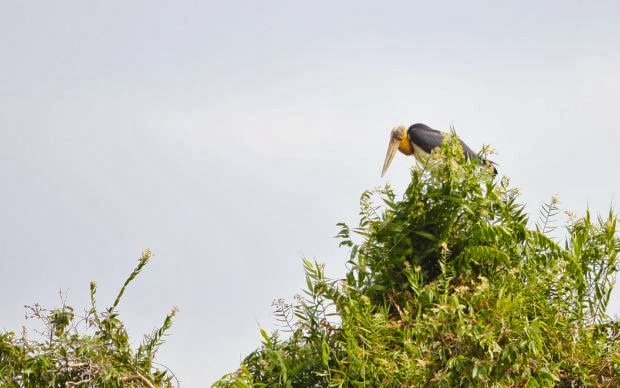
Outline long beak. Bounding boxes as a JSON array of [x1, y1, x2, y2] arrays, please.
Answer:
[[381, 137, 400, 177]]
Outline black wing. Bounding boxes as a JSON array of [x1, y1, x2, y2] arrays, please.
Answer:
[[408, 123, 477, 159]]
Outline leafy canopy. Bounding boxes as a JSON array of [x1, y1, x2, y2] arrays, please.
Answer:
[[0, 250, 177, 387], [216, 133, 620, 387]]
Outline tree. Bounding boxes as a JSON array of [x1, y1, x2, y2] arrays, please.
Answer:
[[215, 134, 620, 387], [0, 250, 178, 387]]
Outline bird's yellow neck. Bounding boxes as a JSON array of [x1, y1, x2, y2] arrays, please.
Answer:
[[398, 133, 414, 155]]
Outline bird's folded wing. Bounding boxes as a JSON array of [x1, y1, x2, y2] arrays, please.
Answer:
[[410, 125, 477, 159]]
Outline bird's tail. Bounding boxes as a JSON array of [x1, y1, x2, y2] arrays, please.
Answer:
[[482, 159, 498, 176]]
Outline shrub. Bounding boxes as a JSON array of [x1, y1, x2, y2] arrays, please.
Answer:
[[216, 134, 620, 387], [0, 250, 177, 387]]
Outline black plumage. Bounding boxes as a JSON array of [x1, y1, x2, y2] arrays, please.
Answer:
[[408, 123, 477, 159]]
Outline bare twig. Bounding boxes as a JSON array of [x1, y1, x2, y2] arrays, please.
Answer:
[[153, 361, 181, 387], [122, 373, 156, 388], [67, 378, 92, 387]]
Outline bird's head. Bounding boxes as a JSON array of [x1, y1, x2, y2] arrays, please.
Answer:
[[381, 125, 413, 177]]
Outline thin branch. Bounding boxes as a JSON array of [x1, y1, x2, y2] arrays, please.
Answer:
[[112, 249, 152, 311], [121, 373, 156, 388], [152, 361, 181, 387]]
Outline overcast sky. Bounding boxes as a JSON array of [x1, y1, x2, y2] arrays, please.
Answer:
[[1, 0, 619, 385]]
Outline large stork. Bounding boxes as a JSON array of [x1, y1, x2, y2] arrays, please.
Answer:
[[381, 123, 496, 177]]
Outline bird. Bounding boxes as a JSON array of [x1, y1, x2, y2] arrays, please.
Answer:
[[381, 123, 497, 177]]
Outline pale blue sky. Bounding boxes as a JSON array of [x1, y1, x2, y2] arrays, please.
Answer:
[[1, 1, 619, 385]]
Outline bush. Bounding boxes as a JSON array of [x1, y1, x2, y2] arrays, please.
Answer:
[[215, 134, 620, 387], [0, 250, 177, 387]]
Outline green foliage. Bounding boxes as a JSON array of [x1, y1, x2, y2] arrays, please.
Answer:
[[0, 250, 178, 387], [215, 134, 620, 387]]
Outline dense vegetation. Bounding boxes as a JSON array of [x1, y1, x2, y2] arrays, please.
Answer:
[[216, 135, 620, 386], [2, 135, 618, 386], [0, 250, 177, 387]]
